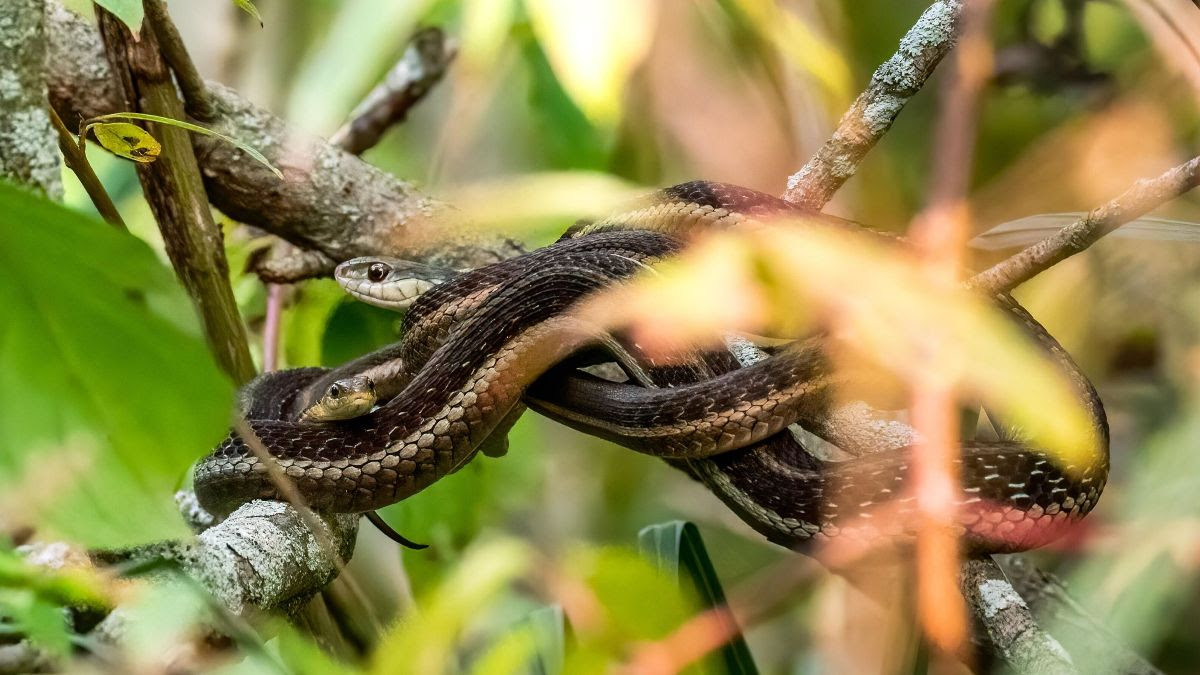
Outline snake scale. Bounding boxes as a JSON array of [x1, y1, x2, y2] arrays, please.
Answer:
[[195, 182, 1109, 552]]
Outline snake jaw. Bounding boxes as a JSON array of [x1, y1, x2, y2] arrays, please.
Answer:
[[335, 256, 455, 309]]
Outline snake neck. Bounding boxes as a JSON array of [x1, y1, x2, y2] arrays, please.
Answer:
[[194, 245, 676, 516]]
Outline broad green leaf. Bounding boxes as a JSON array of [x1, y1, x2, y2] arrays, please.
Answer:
[[524, 0, 657, 124], [91, 123, 162, 164], [0, 182, 232, 547], [93, 0, 143, 34], [639, 521, 759, 675], [232, 0, 264, 27], [83, 113, 283, 178], [522, 605, 566, 675]]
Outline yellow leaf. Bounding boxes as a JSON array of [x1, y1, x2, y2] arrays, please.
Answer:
[[525, 0, 657, 124], [582, 220, 1103, 473], [91, 123, 161, 164]]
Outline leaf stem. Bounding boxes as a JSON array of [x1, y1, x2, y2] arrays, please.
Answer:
[[142, 0, 214, 121], [48, 104, 126, 230]]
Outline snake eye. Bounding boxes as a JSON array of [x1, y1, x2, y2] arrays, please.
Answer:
[[367, 263, 390, 283], [329, 384, 341, 399]]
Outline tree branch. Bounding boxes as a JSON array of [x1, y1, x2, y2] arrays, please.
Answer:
[[783, 0, 964, 209], [969, 154, 1200, 294], [329, 27, 456, 155], [96, 6, 256, 384], [0, 0, 62, 198], [960, 556, 1077, 674], [45, 2, 523, 282], [995, 555, 1162, 675]]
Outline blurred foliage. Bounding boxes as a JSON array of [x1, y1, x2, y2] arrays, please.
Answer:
[[14, 0, 1200, 671], [0, 183, 231, 547]]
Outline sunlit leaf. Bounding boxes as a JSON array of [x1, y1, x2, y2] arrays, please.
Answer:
[[524, 0, 657, 124], [581, 220, 1102, 472], [93, 0, 143, 34], [232, 0, 264, 27], [90, 123, 162, 164], [83, 113, 283, 178], [448, 171, 644, 240], [0, 183, 232, 547]]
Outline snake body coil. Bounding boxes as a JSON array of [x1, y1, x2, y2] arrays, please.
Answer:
[[196, 182, 1109, 552]]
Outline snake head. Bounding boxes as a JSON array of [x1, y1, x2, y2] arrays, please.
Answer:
[[302, 375, 378, 422], [335, 256, 457, 309]]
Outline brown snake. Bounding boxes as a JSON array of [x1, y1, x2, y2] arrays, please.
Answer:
[[195, 182, 1109, 552]]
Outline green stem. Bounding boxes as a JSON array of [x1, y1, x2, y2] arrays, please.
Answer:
[[47, 104, 126, 230], [142, 0, 214, 120], [96, 6, 256, 384]]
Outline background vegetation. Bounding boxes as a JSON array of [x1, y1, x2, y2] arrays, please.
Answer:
[[5, 0, 1200, 672]]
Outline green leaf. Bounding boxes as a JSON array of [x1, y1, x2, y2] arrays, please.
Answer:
[[523, 605, 566, 675], [90, 123, 162, 163], [93, 0, 143, 34], [639, 521, 759, 675], [83, 113, 283, 179], [0, 182, 233, 547], [232, 0, 264, 27]]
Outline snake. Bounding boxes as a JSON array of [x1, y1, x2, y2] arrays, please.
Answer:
[[195, 182, 1109, 552]]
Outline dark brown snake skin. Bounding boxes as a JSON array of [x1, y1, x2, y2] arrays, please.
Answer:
[[195, 182, 1109, 552]]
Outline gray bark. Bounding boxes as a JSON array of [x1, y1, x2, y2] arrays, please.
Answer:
[[0, 0, 62, 197]]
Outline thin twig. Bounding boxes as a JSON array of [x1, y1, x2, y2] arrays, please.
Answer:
[[141, 0, 214, 120], [96, 6, 256, 384], [47, 103, 126, 229], [330, 27, 456, 155], [783, 0, 965, 209], [969, 154, 1200, 294], [262, 283, 285, 372], [232, 419, 345, 565]]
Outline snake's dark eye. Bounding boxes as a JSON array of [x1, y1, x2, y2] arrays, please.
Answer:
[[329, 384, 341, 399], [367, 263, 390, 283]]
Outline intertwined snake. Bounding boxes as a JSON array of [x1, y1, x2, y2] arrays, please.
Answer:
[[195, 182, 1109, 552]]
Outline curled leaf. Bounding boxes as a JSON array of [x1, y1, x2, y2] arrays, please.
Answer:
[[232, 0, 264, 27], [82, 112, 283, 179], [90, 123, 162, 163]]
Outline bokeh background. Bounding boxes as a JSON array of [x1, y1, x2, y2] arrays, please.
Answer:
[[10, 0, 1200, 672]]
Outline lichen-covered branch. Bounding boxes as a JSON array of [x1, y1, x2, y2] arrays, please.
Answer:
[[45, 2, 523, 282], [969, 154, 1200, 294], [783, 0, 964, 209], [330, 27, 456, 155], [97, 6, 256, 384], [996, 555, 1162, 675], [0, 0, 62, 198], [960, 556, 1077, 674]]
